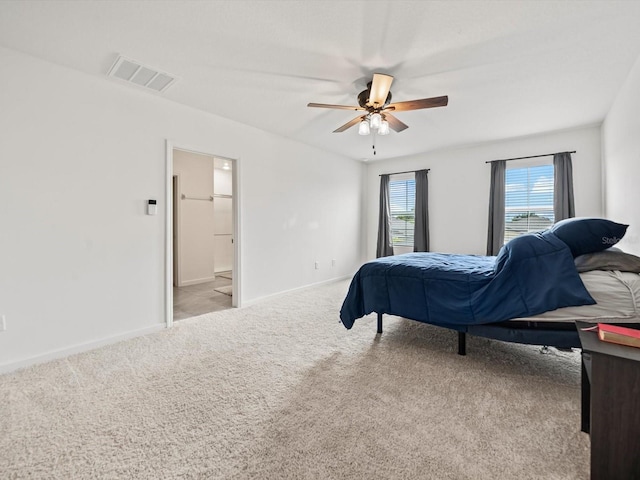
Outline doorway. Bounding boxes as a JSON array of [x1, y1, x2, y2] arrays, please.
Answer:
[[165, 142, 240, 327]]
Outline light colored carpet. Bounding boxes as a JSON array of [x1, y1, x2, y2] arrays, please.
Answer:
[[214, 285, 233, 296], [0, 280, 589, 479]]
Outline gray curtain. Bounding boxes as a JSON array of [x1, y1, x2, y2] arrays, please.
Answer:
[[414, 169, 429, 252], [553, 152, 575, 221], [486, 160, 506, 256], [376, 174, 394, 258]]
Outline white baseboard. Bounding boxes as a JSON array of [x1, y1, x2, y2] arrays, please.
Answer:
[[0, 276, 353, 374], [179, 275, 217, 287], [242, 274, 353, 307], [0, 324, 165, 375]]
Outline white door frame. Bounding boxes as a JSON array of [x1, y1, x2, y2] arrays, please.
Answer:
[[165, 140, 242, 328]]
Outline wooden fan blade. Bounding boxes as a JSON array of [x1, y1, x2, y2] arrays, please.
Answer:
[[333, 115, 366, 133], [368, 73, 394, 107], [307, 102, 365, 111], [384, 113, 409, 132], [386, 95, 448, 112]]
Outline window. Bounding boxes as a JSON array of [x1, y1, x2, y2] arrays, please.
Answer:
[[389, 176, 415, 247], [504, 164, 554, 243]]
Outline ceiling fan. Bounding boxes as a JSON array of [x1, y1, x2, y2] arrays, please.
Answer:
[[307, 73, 448, 135]]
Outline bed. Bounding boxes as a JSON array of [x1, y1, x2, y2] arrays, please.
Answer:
[[340, 218, 639, 355], [456, 269, 640, 354]]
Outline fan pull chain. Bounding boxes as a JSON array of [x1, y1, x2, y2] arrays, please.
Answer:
[[372, 129, 377, 155]]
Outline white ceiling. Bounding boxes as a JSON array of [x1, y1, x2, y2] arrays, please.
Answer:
[[2, 0, 640, 161]]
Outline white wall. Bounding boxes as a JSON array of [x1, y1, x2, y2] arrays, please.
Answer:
[[0, 46, 364, 370], [214, 166, 233, 196], [173, 149, 216, 286], [365, 125, 603, 258], [602, 54, 640, 255]]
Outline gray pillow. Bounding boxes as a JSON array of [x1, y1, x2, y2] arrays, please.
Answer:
[[574, 249, 640, 273]]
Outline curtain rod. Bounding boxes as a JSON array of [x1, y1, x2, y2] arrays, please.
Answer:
[[485, 150, 576, 164], [379, 168, 430, 177]]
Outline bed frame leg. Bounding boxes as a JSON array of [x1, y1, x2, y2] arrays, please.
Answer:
[[458, 332, 466, 356], [377, 313, 383, 334]]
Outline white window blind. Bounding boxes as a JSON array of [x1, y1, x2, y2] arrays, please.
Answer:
[[389, 177, 415, 247], [504, 164, 554, 243]]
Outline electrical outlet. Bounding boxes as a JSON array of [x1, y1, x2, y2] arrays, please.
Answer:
[[331, 259, 336, 267], [0, 315, 6, 332], [314, 261, 320, 270]]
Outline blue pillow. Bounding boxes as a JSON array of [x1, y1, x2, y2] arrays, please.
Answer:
[[547, 217, 628, 257]]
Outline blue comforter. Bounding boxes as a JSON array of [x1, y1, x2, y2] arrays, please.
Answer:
[[340, 231, 595, 329]]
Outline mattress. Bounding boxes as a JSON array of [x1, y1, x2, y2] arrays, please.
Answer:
[[510, 270, 640, 324]]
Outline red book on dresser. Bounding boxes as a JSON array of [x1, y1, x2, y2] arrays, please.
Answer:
[[598, 323, 640, 349]]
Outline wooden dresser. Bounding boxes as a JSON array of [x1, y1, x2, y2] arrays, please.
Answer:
[[577, 321, 640, 480]]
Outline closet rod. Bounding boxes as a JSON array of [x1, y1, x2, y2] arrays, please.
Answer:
[[485, 150, 576, 164], [379, 168, 430, 177], [181, 194, 213, 201]]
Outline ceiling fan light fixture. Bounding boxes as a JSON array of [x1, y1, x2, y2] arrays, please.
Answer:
[[370, 112, 382, 130], [378, 120, 390, 135], [307, 73, 448, 140], [358, 119, 370, 135]]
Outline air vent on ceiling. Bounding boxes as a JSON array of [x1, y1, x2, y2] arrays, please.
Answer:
[[107, 55, 178, 93]]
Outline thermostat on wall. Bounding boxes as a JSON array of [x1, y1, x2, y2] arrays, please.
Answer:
[[147, 199, 157, 215]]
